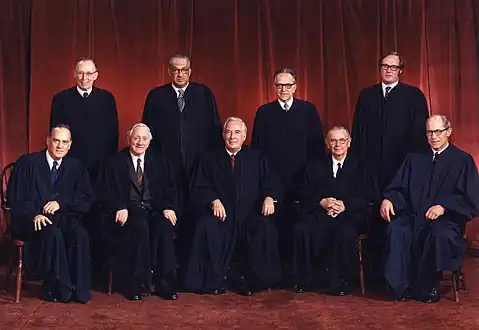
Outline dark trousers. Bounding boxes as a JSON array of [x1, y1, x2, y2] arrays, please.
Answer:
[[183, 214, 282, 293], [384, 216, 466, 297], [292, 211, 365, 288]]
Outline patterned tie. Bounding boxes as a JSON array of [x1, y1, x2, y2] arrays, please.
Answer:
[[384, 86, 391, 100], [230, 154, 236, 170], [335, 162, 342, 179], [283, 103, 289, 111], [51, 160, 58, 186], [432, 152, 439, 164], [177, 89, 185, 112], [137, 158, 143, 186], [83, 92, 89, 99]]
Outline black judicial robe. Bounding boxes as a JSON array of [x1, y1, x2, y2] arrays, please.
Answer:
[[184, 147, 283, 292], [383, 145, 479, 295], [50, 86, 119, 180], [251, 98, 325, 199], [7, 151, 92, 301], [351, 82, 429, 191], [292, 154, 378, 286], [142, 82, 222, 185], [99, 148, 179, 285]]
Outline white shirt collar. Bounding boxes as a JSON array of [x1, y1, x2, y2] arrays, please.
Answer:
[[332, 155, 346, 167], [45, 150, 63, 170], [432, 143, 449, 156], [277, 98, 294, 111], [382, 81, 399, 95], [77, 86, 93, 97], [172, 83, 189, 97], [226, 148, 241, 157], [130, 151, 145, 171]]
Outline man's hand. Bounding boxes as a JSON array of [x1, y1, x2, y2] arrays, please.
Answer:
[[43, 201, 60, 215], [115, 209, 128, 226], [261, 197, 275, 216], [320, 197, 337, 210], [328, 200, 346, 217], [425, 205, 445, 221], [33, 214, 52, 231], [211, 199, 227, 221], [163, 209, 177, 225], [380, 199, 395, 222]]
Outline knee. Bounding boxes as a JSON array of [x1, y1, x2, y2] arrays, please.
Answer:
[[35, 225, 63, 241], [195, 215, 219, 234]]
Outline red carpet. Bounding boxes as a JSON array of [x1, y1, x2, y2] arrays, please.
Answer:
[[2, 257, 479, 329]]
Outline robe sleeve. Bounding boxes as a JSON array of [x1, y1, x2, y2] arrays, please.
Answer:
[[98, 158, 128, 213], [55, 166, 92, 216], [259, 154, 282, 202], [153, 157, 180, 214], [191, 156, 220, 212], [205, 87, 223, 150], [342, 163, 379, 212], [251, 107, 266, 151], [107, 94, 119, 157], [408, 88, 429, 153], [383, 155, 412, 213], [50, 94, 63, 129], [351, 91, 366, 155], [306, 104, 326, 159], [298, 162, 324, 214], [436, 155, 479, 219]]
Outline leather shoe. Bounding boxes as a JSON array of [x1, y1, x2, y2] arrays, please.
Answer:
[[237, 276, 254, 296], [41, 290, 61, 302], [292, 284, 306, 293], [127, 293, 142, 301], [420, 288, 441, 303], [327, 279, 349, 296], [156, 281, 178, 300]]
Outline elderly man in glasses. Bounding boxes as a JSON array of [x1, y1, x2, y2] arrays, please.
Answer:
[[381, 114, 479, 303], [291, 125, 378, 295]]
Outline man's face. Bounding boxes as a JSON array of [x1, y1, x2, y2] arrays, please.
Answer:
[[379, 55, 402, 85], [326, 128, 351, 159], [128, 126, 151, 156], [426, 117, 451, 151], [46, 128, 72, 160], [74, 60, 98, 91], [169, 58, 191, 88], [274, 73, 297, 102], [223, 121, 246, 153]]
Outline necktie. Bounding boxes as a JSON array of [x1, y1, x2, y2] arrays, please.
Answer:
[[51, 160, 58, 186], [335, 162, 342, 179], [384, 86, 391, 100], [283, 103, 289, 111], [177, 89, 185, 112], [137, 158, 143, 186], [230, 154, 236, 170], [432, 152, 439, 164], [83, 92, 89, 99]]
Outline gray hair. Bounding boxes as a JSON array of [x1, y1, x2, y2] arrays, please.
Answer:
[[223, 117, 247, 134], [168, 54, 191, 68], [75, 57, 97, 71], [128, 123, 153, 139], [428, 114, 451, 129], [326, 125, 351, 138], [273, 68, 297, 82], [378, 52, 404, 69]]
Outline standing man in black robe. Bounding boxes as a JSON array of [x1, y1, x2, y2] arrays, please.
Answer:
[[50, 57, 119, 182], [142, 54, 222, 262], [184, 117, 282, 296], [251, 68, 325, 263], [380, 115, 479, 303], [292, 126, 378, 295], [50, 57, 119, 280], [351, 52, 429, 271], [7, 125, 92, 303], [100, 123, 179, 301]]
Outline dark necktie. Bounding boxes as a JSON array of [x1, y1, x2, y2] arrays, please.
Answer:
[[51, 160, 58, 186], [231, 154, 236, 170], [384, 86, 391, 100], [335, 162, 342, 179], [83, 92, 88, 99], [177, 89, 185, 112], [432, 151, 439, 164], [283, 103, 289, 111], [137, 158, 143, 186]]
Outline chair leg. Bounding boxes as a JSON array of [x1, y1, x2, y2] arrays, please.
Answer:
[[15, 245, 23, 303], [2, 244, 14, 292], [459, 266, 466, 291], [107, 269, 113, 296], [452, 271, 459, 302], [357, 239, 365, 296]]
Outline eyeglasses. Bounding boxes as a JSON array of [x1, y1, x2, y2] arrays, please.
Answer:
[[170, 68, 190, 75], [380, 64, 400, 72], [51, 138, 71, 146], [426, 128, 448, 137], [75, 71, 97, 78], [328, 138, 349, 145], [131, 136, 151, 143], [274, 83, 296, 90]]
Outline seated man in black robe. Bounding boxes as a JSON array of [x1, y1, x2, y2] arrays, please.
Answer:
[[381, 114, 479, 303], [183, 117, 282, 296], [7, 125, 92, 303], [100, 123, 179, 301], [292, 126, 378, 295]]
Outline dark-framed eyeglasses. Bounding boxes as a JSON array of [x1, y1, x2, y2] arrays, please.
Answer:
[[328, 138, 349, 145], [380, 64, 400, 72], [170, 68, 190, 75], [426, 128, 448, 137], [274, 83, 296, 90], [75, 71, 97, 78]]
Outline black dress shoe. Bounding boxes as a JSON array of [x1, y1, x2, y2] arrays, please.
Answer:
[[420, 288, 441, 303], [327, 279, 349, 296], [41, 290, 61, 302], [156, 281, 178, 300], [237, 276, 254, 296], [127, 293, 142, 301], [292, 284, 306, 293]]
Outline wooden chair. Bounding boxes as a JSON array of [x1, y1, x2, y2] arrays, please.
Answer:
[[450, 222, 468, 302], [1, 161, 26, 303], [357, 233, 368, 296]]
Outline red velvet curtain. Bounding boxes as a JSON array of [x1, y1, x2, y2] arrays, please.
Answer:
[[1, 0, 479, 243]]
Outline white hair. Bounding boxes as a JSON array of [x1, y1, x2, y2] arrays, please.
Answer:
[[128, 123, 153, 139], [223, 117, 247, 133]]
